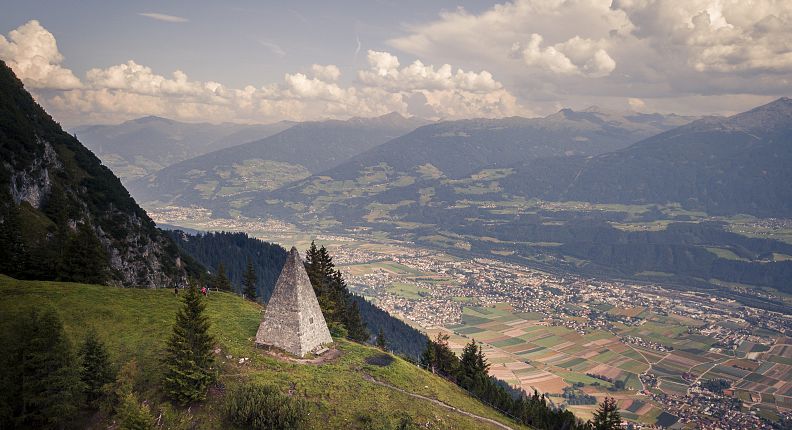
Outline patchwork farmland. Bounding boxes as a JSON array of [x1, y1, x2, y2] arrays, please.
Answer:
[[428, 303, 792, 427]]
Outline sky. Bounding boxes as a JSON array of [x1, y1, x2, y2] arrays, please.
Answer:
[[1, 0, 791, 126]]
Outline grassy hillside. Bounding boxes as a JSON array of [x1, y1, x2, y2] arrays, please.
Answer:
[[0, 275, 526, 430]]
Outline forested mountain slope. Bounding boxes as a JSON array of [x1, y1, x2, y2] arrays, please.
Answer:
[[0, 61, 188, 287], [503, 97, 792, 217]]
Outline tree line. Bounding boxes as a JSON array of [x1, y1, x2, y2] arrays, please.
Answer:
[[166, 230, 287, 301], [420, 333, 622, 430]]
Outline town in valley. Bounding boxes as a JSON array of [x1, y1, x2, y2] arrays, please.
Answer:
[[150, 205, 792, 429]]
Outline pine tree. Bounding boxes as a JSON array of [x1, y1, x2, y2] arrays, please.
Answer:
[[304, 241, 321, 282], [376, 327, 387, 350], [242, 257, 257, 301], [79, 329, 116, 406], [459, 339, 480, 381], [591, 396, 621, 430], [345, 300, 369, 342], [2, 308, 84, 429], [116, 392, 155, 430], [304, 243, 369, 343], [162, 283, 216, 405], [110, 360, 154, 430], [420, 333, 459, 378], [213, 262, 231, 291]]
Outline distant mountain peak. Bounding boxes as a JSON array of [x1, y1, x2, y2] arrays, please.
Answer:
[[720, 97, 792, 131], [129, 115, 175, 125], [377, 111, 407, 120], [344, 111, 428, 128]]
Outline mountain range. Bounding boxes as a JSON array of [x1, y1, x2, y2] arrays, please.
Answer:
[[242, 97, 791, 225], [242, 107, 697, 222], [73, 116, 295, 181], [502, 97, 792, 217], [127, 112, 429, 207]]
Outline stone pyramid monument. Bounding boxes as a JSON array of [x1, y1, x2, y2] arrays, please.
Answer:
[[256, 246, 333, 357]]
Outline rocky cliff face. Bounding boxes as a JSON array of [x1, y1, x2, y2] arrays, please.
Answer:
[[0, 60, 188, 287]]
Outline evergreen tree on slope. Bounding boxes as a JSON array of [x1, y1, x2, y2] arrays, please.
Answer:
[[79, 329, 116, 406], [376, 327, 387, 350], [304, 241, 368, 342], [213, 262, 232, 291], [0, 308, 83, 429], [242, 257, 257, 301], [591, 396, 621, 430], [162, 282, 215, 405]]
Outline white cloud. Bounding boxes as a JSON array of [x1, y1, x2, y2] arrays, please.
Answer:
[[356, 50, 521, 118], [613, 0, 792, 73], [311, 64, 341, 81], [138, 13, 189, 23], [0, 20, 81, 89], [627, 97, 646, 111], [554, 36, 616, 77], [2, 21, 519, 124], [512, 34, 578, 75], [389, 0, 792, 114], [358, 50, 503, 92]]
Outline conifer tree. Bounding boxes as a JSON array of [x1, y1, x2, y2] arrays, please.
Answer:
[[304, 241, 321, 282], [213, 262, 231, 291], [162, 283, 216, 405], [0, 308, 83, 429], [459, 339, 489, 383], [591, 396, 621, 430], [110, 360, 154, 430], [420, 333, 458, 378], [116, 392, 155, 430], [242, 257, 257, 301], [345, 300, 369, 342], [79, 329, 116, 406], [304, 243, 369, 343], [376, 327, 387, 350]]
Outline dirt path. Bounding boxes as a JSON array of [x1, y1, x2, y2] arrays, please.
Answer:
[[362, 374, 517, 430]]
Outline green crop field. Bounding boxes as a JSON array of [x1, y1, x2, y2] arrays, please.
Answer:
[[0, 276, 525, 430]]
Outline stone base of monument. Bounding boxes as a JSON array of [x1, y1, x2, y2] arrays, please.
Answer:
[[254, 341, 341, 365]]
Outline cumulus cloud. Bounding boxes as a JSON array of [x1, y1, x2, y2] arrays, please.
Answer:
[[311, 64, 341, 81], [357, 50, 521, 118], [138, 12, 189, 23], [509, 34, 615, 77], [358, 50, 503, 92], [613, 0, 792, 73], [389, 0, 792, 114], [0, 20, 519, 125], [0, 20, 81, 89]]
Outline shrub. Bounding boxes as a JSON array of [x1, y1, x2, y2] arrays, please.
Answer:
[[224, 383, 306, 430]]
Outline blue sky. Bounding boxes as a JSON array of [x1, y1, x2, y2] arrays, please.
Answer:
[[2, 1, 492, 86], [2, 1, 789, 125]]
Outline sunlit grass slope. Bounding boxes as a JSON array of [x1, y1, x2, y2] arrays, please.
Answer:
[[0, 275, 526, 430]]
